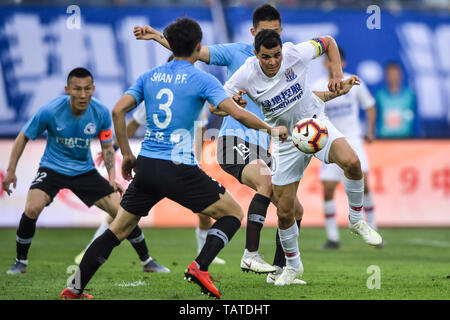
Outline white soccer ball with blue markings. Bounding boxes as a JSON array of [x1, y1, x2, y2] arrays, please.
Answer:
[[292, 117, 328, 154]]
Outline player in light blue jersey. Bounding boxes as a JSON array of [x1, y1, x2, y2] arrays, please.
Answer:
[[2, 68, 163, 278], [134, 4, 306, 280], [62, 18, 288, 300]]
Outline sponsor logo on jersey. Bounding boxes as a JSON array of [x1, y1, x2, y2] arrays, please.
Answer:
[[284, 68, 297, 82], [260, 83, 303, 113], [56, 136, 91, 149], [256, 89, 267, 94], [84, 122, 97, 135]]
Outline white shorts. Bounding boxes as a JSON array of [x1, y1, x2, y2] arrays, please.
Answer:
[[272, 119, 345, 186], [320, 137, 369, 182]]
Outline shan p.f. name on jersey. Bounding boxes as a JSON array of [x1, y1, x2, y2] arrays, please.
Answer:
[[224, 40, 327, 151]]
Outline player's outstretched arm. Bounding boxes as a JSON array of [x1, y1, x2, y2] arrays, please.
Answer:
[[112, 94, 138, 180], [100, 141, 124, 195], [2, 131, 29, 195], [133, 25, 211, 63], [365, 106, 376, 143], [320, 36, 344, 92], [314, 75, 360, 102], [217, 98, 288, 142], [95, 118, 142, 166], [209, 90, 248, 117]]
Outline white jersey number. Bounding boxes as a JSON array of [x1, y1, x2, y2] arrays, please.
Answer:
[[154, 88, 173, 129]]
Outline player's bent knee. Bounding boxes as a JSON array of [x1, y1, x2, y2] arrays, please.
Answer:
[[202, 192, 244, 221], [255, 175, 273, 199], [24, 205, 44, 219], [109, 207, 140, 241], [294, 199, 304, 219], [343, 156, 362, 178]]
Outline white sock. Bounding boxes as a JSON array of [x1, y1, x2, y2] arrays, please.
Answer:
[[344, 177, 364, 224], [195, 226, 208, 254], [243, 248, 258, 258], [85, 219, 110, 251], [278, 222, 301, 270], [364, 192, 377, 230], [141, 256, 153, 266], [324, 200, 340, 242]]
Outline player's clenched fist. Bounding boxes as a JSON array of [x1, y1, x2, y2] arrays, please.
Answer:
[[134, 25, 160, 41], [271, 126, 289, 142], [121, 154, 136, 181]]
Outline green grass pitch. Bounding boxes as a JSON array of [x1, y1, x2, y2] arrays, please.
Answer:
[[0, 227, 449, 300]]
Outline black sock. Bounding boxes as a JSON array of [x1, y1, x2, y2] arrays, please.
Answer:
[[196, 216, 241, 271], [273, 219, 302, 268], [126, 226, 150, 262], [16, 213, 37, 261], [70, 229, 120, 293], [245, 193, 271, 252]]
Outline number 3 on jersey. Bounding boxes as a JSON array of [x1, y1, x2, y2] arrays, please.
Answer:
[[153, 88, 173, 129]]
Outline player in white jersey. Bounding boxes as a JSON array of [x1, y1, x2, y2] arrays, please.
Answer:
[[224, 29, 382, 285], [311, 48, 381, 249]]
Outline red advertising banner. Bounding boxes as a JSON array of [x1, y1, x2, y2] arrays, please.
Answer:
[[1, 140, 449, 227]]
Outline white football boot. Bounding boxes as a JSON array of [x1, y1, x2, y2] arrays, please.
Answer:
[[267, 265, 306, 285], [274, 265, 304, 286], [350, 219, 382, 246], [240, 252, 276, 274]]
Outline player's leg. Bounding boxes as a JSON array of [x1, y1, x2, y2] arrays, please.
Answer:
[[196, 214, 226, 264], [239, 159, 276, 273], [363, 174, 375, 228], [184, 190, 243, 299], [61, 207, 141, 299], [266, 146, 312, 285], [272, 182, 304, 286], [322, 181, 340, 248], [62, 162, 162, 299], [7, 168, 60, 275], [363, 173, 384, 248], [217, 136, 275, 273], [6, 189, 50, 274], [267, 196, 306, 284], [320, 161, 342, 249], [94, 191, 169, 273], [271, 195, 303, 271], [74, 214, 112, 264], [327, 136, 382, 246]]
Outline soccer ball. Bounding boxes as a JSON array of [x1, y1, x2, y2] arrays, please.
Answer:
[[292, 118, 328, 154]]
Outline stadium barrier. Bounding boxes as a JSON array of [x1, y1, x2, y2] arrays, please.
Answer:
[[1, 139, 449, 227]]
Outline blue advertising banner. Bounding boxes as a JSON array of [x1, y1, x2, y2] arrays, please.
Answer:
[[0, 6, 225, 136]]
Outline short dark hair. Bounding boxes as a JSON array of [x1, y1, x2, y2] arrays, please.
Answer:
[[67, 67, 93, 85], [252, 4, 281, 29], [254, 29, 282, 53], [164, 18, 202, 57]]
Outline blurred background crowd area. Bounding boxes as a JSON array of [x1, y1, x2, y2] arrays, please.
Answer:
[[0, 0, 449, 139], [1, 0, 449, 11]]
